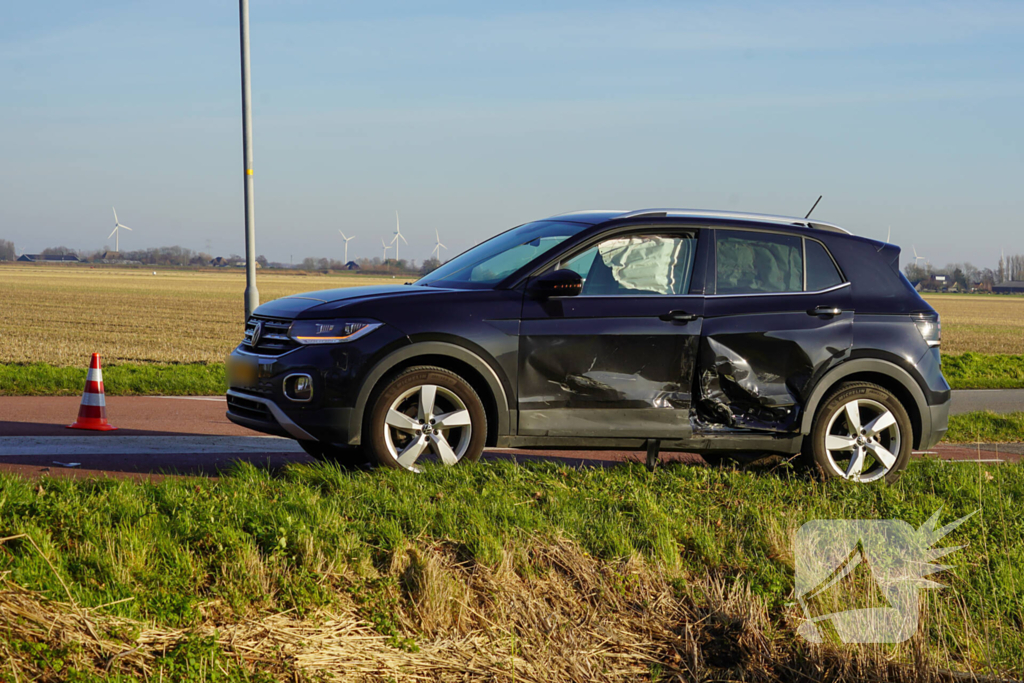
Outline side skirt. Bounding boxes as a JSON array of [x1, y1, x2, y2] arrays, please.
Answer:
[[496, 432, 803, 456]]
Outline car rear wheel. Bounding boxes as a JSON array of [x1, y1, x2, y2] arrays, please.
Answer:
[[365, 366, 487, 472], [805, 381, 912, 484]]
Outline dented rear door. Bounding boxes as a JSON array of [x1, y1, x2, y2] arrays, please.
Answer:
[[696, 228, 853, 433]]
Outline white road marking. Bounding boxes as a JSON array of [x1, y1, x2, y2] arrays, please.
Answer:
[[941, 458, 1005, 463], [148, 396, 225, 402], [0, 436, 303, 456]]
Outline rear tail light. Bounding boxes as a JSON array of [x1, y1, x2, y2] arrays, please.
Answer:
[[913, 314, 941, 348]]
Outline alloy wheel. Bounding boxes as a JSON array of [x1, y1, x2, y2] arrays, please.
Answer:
[[382, 383, 473, 472], [823, 398, 902, 483]]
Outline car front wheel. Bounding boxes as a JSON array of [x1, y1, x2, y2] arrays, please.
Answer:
[[806, 381, 913, 483], [366, 366, 487, 472]]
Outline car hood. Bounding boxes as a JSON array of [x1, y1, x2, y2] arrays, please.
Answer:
[[252, 285, 441, 319]]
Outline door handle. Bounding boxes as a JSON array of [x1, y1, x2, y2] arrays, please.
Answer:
[[659, 310, 698, 323], [808, 305, 842, 317]]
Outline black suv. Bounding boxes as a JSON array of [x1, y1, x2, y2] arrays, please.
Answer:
[[227, 209, 950, 483]]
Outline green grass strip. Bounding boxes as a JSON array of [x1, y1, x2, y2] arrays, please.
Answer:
[[0, 362, 225, 396], [943, 352, 1024, 390], [946, 410, 1024, 443]]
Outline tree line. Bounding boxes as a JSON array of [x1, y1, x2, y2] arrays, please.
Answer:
[[998, 253, 1024, 283], [0, 239, 444, 274], [298, 255, 442, 274], [903, 254, 1024, 290]]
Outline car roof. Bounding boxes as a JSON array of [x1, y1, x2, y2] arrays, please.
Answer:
[[548, 208, 852, 235]]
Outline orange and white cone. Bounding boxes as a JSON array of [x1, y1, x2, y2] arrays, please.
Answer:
[[67, 353, 118, 431]]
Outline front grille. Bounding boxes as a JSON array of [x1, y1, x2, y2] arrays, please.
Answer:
[[227, 393, 273, 422], [243, 316, 298, 354]]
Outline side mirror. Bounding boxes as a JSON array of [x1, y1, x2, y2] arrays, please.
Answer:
[[527, 269, 583, 299]]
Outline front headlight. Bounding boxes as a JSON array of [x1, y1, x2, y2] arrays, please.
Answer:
[[288, 320, 382, 345]]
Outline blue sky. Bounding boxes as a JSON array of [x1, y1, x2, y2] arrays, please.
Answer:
[[1, 1, 1022, 267]]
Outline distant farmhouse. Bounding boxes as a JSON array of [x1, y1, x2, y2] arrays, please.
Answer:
[[971, 277, 992, 293], [93, 251, 142, 265], [209, 256, 260, 268], [17, 253, 81, 263], [914, 274, 963, 293], [994, 281, 1024, 295], [345, 261, 360, 270]]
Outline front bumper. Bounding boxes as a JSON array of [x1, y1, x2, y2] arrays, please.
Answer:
[[226, 388, 357, 444], [226, 390, 317, 441], [224, 325, 408, 444]]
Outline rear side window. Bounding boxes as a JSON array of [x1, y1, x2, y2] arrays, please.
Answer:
[[716, 230, 803, 294], [805, 240, 844, 291]]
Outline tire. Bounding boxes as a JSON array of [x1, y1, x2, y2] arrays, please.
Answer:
[[365, 366, 487, 472], [299, 441, 370, 469], [804, 381, 913, 484]]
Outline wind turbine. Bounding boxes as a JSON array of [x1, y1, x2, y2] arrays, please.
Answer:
[[339, 230, 354, 263], [431, 229, 447, 260], [381, 237, 393, 269], [108, 207, 133, 252], [390, 210, 408, 263]]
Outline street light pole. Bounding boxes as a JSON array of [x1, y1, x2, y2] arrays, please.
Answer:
[[239, 0, 259, 319]]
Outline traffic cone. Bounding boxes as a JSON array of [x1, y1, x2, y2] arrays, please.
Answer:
[[67, 353, 118, 431]]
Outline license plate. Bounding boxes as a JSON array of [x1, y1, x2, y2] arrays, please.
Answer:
[[227, 356, 258, 389]]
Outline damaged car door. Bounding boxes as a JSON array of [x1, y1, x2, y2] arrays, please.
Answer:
[[696, 228, 852, 433], [518, 229, 705, 438]]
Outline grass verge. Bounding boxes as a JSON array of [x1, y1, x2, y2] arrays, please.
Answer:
[[0, 362, 224, 396], [946, 410, 1024, 443], [942, 352, 1024, 389], [1, 459, 1021, 681]]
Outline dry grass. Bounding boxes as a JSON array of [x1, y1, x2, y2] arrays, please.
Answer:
[[0, 264, 399, 366], [0, 538, 998, 683], [2, 265, 1021, 367], [923, 294, 1024, 355]]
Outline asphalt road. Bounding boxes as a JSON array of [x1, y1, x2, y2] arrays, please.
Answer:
[[950, 389, 1024, 415], [0, 393, 1019, 481]]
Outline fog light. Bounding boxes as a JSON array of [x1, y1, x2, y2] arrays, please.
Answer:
[[284, 373, 313, 402]]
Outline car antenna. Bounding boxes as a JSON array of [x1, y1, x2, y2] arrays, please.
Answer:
[[804, 195, 822, 219]]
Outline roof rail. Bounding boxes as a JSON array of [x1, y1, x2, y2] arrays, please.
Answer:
[[613, 208, 852, 235]]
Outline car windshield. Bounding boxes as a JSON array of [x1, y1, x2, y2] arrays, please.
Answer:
[[416, 220, 589, 287]]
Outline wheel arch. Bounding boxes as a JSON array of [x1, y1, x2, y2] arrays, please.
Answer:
[[347, 342, 512, 446], [801, 359, 930, 449]]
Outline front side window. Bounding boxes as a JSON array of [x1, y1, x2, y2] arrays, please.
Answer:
[[553, 232, 697, 296], [716, 230, 803, 294], [417, 220, 589, 287]]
